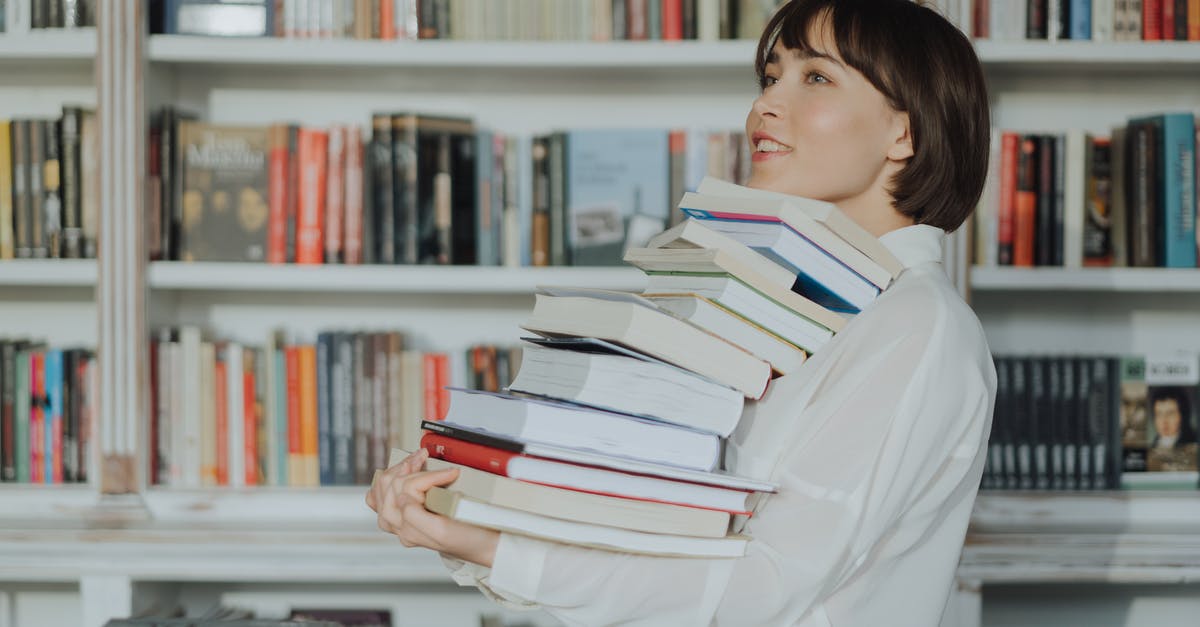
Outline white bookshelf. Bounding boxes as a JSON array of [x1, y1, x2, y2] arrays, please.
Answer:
[[148, 262, 645, 294], [971, 267, 1200, 292], [0, 28, 96, 63], [0, 260, 97, 287]]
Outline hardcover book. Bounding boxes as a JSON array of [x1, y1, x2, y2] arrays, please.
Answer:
[[177, 122, 270, 263]]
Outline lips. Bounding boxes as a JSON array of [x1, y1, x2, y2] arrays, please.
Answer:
[[751, 131, 792, 161]]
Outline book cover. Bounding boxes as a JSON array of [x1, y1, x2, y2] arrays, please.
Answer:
[[565, 129, 670, 266], [177, 122, 269, 263], [1083, 137, 1114, 266], [1145, 355, 1199, 475]]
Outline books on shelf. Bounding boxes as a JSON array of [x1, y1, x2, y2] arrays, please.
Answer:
[[961, 0, 1200, 41], [0, 111, 98, 261], [0, 338, 94, 484], [149, 0, 780, 42], [1118, 353, 1200, 489], [974, 113, 1198, 270]]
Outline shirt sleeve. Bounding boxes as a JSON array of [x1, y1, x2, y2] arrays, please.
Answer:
[[442, 300, 992, 626]]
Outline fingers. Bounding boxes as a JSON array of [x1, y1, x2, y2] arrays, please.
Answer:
[[399, 467, 460, 502]]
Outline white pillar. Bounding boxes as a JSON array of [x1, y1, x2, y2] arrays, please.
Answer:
[[80, 575, 134, 627]]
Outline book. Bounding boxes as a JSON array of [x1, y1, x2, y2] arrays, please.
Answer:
[[521, 292, 771, 399], [624, 246, 847, 333], [508, 339, 744, 437], [440, 388, 721, 471], [640, 272, 836, 355], [423, 486, 748, 558], [0, 121, 11, 259], [420, 419, 778, 493], [420, 433, 755, 515], [176, 122, 270, 262], [660, 211, 880, 313], [640, 294, 808, 374], [693, 177, 903, 281], [405, 452, 732, 537]]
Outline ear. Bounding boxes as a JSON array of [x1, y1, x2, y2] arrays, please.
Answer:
[[887, 112, 914, 162]]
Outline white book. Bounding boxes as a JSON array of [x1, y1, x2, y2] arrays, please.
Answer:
[[1062, 130, 1089, 268], [509, 340, 745, 437], [442, 388, 722, 471], [168, 342, 185, 487], [226, 343, 245, 488], [179, 326, 203, 488], [425, 487, 748, 558], [1093, 0, 1115, 41]]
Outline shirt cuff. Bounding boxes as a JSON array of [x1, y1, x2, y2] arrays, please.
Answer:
[[438, 538, 543, 611], [486, 532, 551, 601]]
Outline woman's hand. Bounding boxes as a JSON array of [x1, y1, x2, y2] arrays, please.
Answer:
[[366, 448, 500, 568]]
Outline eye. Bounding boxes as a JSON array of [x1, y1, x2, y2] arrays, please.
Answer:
[[805, 72, 830, 84], [760, 74, 779, 89]]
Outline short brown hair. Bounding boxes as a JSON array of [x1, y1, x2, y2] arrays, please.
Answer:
[[755, 0, 990, 232]]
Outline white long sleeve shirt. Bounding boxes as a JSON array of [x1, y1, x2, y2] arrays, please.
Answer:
[[442, 224, 997, 627]]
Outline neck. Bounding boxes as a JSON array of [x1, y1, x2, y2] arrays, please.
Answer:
[[834, 185, 915, 238]]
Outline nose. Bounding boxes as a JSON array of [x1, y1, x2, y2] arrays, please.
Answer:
[[751, 90, 782, 119]]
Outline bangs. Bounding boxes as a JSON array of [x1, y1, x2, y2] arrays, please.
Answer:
[[755, 0, 906, 112]]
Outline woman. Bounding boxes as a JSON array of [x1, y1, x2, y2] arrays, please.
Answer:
[[367, 1, 997, 624]]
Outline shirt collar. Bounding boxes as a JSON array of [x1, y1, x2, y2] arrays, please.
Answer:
[[877, 224, 945, 269]]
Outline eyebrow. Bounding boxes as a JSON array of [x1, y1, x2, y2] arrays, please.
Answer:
[[765, 48, 847, 71]]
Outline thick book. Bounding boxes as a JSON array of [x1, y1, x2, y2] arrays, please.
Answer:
[[424, 486, 748, 558], [1131, 113, 1196, 268], [640, 272, 836, 355], [624, 246, 846, 334], [508, 338, 744, 437], [399, 451, 731, 538], [692, 177, 902, 282], [419, 434, 756, 515], [660, 211, 879, 313], [420, 419, 778, 493], [521, 292, 771, 399], [640, 293, 807, 375], [440, 388, 721, 471]]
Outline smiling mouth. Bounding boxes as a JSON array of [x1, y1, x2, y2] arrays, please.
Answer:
[[754, 138, 793, 154]]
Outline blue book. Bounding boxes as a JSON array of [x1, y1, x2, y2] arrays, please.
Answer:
[[1069, 0, 1091, 39], [164, 1, 274, 37], [332, 333, 355, 486], [565, 130, 670, 266], [1135, 114, 1197, 268], [44, 349, 62, 484], [475, 131, 500, 266]]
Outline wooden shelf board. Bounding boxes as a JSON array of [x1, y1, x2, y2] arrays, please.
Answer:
[[147, 261, 646, 294], [971, 266, 1200, 292]]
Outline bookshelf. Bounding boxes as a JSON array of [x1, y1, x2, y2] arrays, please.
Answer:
[[4, 2, 1200, 625]]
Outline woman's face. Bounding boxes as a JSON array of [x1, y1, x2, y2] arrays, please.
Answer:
[[744, 20, 911, 216]]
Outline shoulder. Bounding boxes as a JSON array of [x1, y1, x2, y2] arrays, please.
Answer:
[[850, 263, 985, 354]]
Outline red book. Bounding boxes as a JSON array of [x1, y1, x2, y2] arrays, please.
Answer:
[[214, 354, 228, 486], [627, 0, 648, 40], [420, 432, 755, 515], [30, 351, 44, 484], [1163, 0, 1176, 38], [285, 346, 301, 485], [973, 0, 989, 38], [266, 124, 289, 264], [998, 132, 1019, 265], [243, 358, 257, 486], [380, 0, 396, 40], [1145, 0, 1163, 39], [1014, 136, 1038, 267], [435, 354, 450, 421], [343, 126, 364, 264], [662, 0, 683, 40], [295, 128, 329, 265]]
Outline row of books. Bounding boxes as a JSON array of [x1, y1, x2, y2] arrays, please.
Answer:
[[0, 0, 93, 32], [982, 353, 1200, 492], [149, 327, 522, 488], [415, 179, 903, 557], [974, 113, 1198, 269], [0, 112, 99, 260], [150, 110, 750, 267], [151, 0, 781, 42], [0, 339, 95, 485], [950, 0, 1200, 41]]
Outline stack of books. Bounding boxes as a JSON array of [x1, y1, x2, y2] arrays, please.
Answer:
[[402, 177, 904, 557]]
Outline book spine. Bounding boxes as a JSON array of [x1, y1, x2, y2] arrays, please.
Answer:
[[1070, 0, 1091, 38], [1083, 137, 1114, 266], [1028, 0, 1048, 37], [30, 351, 44, 484], [386, 332, 404, 452], [284, 346, 301, 486], [1190, 0, 1200, 39], [662, 0, 682, 39], [1014, 135, 1038, 267], [214, 348, 229, 486], [317, 332, 333, 486], [344, 125, 365, 264], [325, 125, 346, 263], [421, 431, 513, 475], [370, 114, 394, 263], [1035, 134, 1056, 266], [1144, 0, 1163, 39], [0, 122, 12, 259], [41, 119, 62, 258], [273, 343, 288, 486], [371, 333, 389, 476], [266, 124, 289, 264], [296, 128, 328, 265], [46, 350, 62, 484], [299, 344, 319, 487], [1052, 134, 1066, 266], [15, 350, 30, 483], [81, 111, 98, 258], [0, 343, 14, 481], [548, 132, 567, 266], [1160, 115, 1196, 268], [353, 332, 369, 484], [28, 120, 45, 258], [12, 121, 30, 258], [243, 349, 258, 486], [333, 332, 354, 485], [1127, 120, 1158, 267], [60, 107, 83, 258]]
